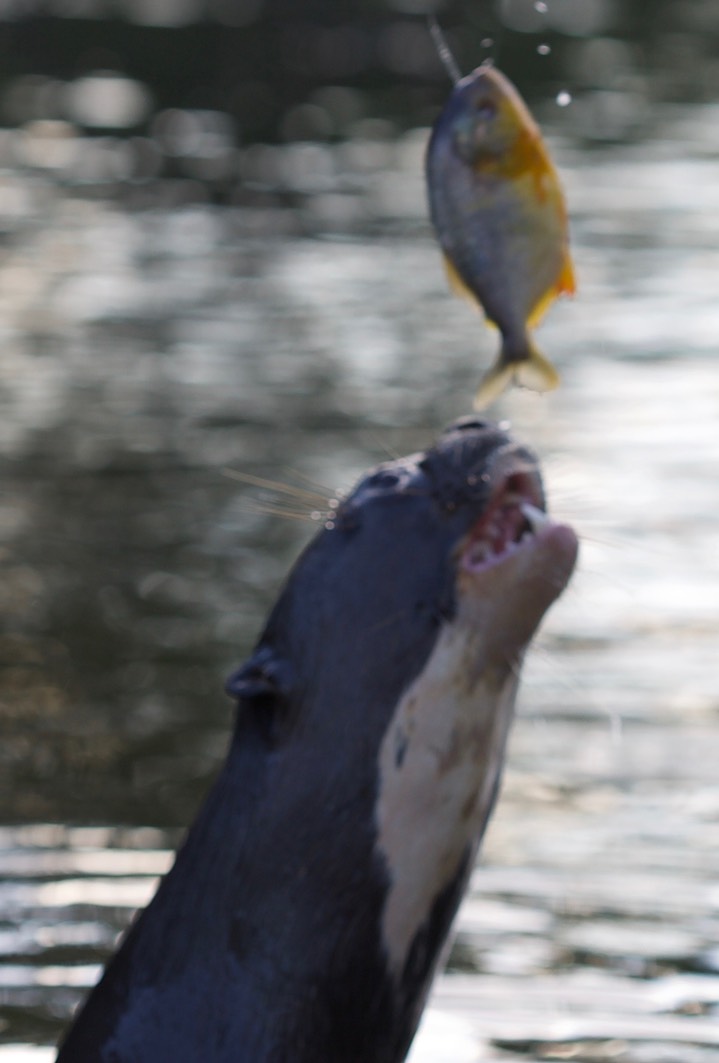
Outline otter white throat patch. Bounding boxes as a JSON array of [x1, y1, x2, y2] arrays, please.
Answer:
[[374, 602, 520, 978]]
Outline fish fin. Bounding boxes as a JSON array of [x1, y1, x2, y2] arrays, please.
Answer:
[[515, 345, 561, 393], [473, 337, 560, 409], [527, 251, 577, 328], [556, 249, 577, 297], [442, 253, 477, 305], [526, 287, 556, 329], [473, 361, 517, 409]]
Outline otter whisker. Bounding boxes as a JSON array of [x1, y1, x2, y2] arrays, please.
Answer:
[[363, 430, 404, 462], [278, 467, 339, 501], [237, 500, 323, 523], [221, 467, 330, 507]]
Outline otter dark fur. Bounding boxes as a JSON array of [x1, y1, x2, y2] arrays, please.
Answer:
[[57, 419, 577, 1063]]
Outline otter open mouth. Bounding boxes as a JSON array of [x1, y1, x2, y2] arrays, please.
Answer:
[[461, 471, 549, 574]]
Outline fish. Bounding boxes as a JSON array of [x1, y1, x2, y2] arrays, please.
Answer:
[[426, 62, 576, 408]]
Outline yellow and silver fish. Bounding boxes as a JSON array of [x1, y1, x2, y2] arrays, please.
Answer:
[[426, 63, 576, 407]]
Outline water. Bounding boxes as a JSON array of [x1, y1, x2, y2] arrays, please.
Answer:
[[1, 110, 718, 1060]]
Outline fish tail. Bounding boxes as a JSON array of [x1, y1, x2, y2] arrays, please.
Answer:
[[473, 336, 560, 409], [472, 360, 517, 409], [515, 343, 561, 393]]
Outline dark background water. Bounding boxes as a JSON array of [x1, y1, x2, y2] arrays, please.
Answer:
[[3, 0, 719, 203], [1, 2, 719, 1060]]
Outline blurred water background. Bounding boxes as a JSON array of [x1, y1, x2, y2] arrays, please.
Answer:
[[0, 0, 718, 1059]]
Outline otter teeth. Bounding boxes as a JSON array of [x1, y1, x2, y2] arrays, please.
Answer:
[[520, 501, 549, 534], [468, 541, 490, 564], [465, 500, 547, 570]]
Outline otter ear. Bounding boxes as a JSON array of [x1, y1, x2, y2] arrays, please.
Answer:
[[225, 645, 294, 706]]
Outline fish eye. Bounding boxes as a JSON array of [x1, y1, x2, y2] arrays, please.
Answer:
[[474, 98, 497, 121]]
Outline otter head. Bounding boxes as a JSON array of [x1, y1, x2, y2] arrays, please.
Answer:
[[227, 417, 577, 757]]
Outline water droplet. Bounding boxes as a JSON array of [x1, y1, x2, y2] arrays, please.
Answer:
[[534, 1, 548, 12], [480, 37, 494, 48], [556, 90, 572, 107], [324, 520, 335, 531], [310, 510, 322, 521], [537, 43, 551, 55]]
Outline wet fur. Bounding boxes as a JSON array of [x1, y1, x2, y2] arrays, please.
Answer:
[[57, 420, 571, 1063]]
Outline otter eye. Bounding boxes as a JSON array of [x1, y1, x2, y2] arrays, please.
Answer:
[[474, 98, 496, 121], [368, 471, 400, 489]]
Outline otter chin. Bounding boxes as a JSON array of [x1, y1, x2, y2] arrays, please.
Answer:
[[56, 417, 578, 1063]]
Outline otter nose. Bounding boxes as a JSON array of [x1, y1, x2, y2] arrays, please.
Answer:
[[443, 415, 492, 434]]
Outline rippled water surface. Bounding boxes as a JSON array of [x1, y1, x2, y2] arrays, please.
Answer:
[[1, 110, 718, 1061]]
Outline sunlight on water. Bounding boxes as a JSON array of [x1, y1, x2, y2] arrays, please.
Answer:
[[406, 1011, 480, 1063], [29, 877, 163, 910], [0, 1051, 54, 1063]]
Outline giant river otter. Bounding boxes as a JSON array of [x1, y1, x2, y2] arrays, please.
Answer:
[[57, 416, 578, 1063]]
